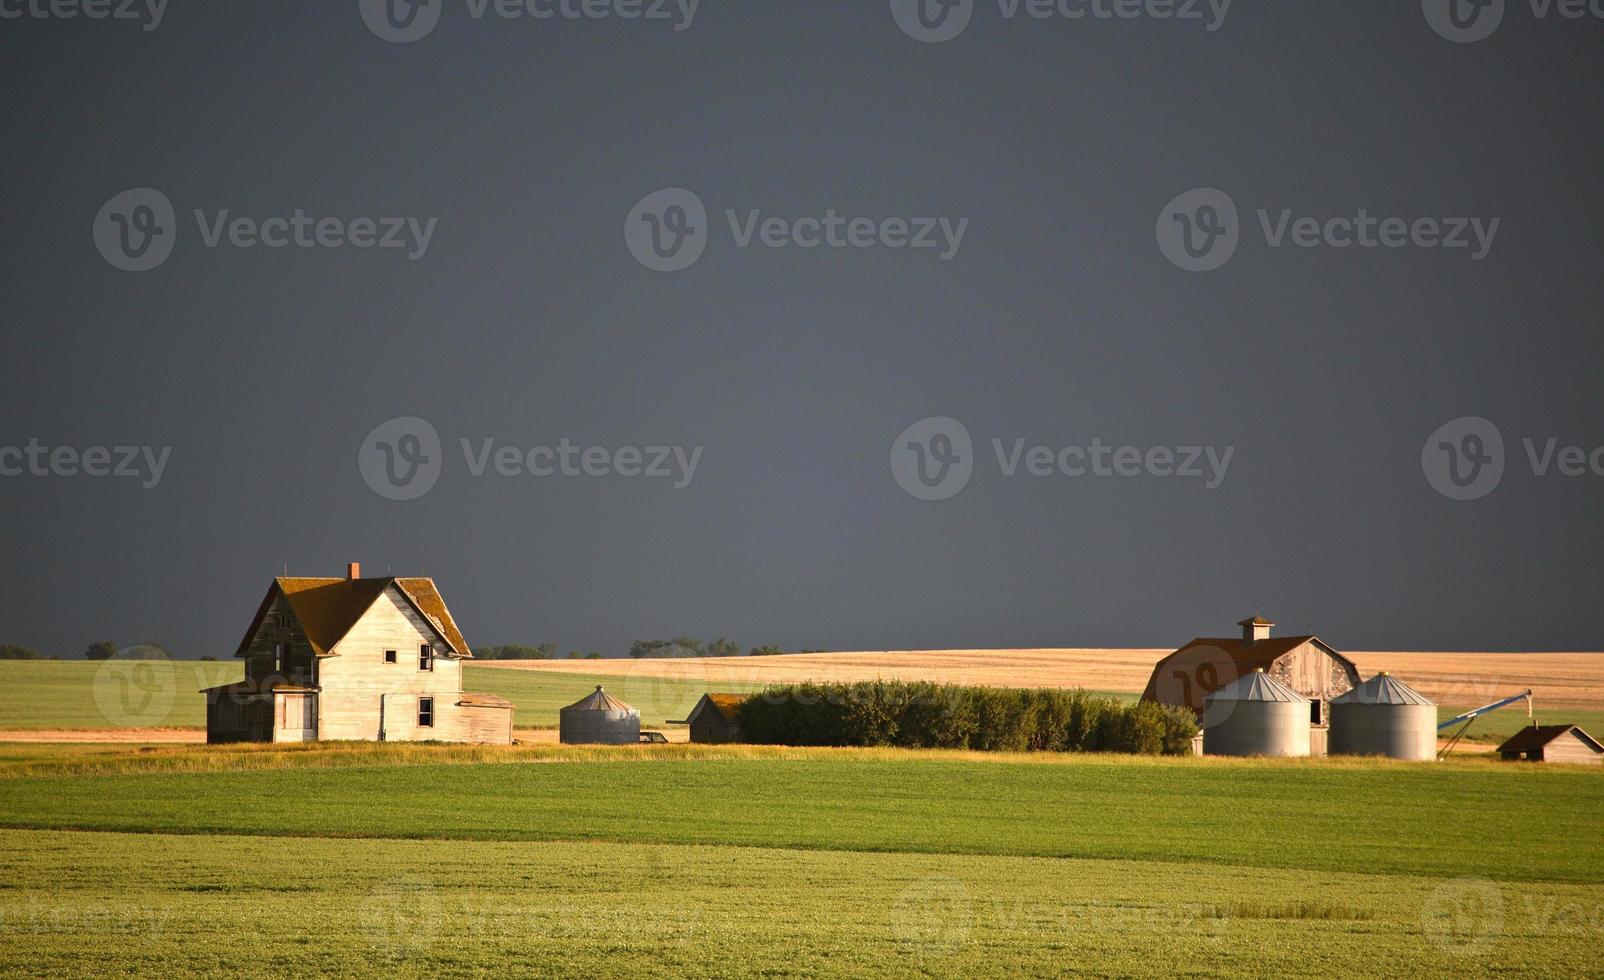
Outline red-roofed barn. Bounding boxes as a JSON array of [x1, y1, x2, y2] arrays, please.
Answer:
[[1141, 616, 1361, 756]]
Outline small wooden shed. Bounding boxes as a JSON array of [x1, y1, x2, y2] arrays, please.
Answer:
[[678, 693, 746, 743], [1496, 725, 1604, 765]]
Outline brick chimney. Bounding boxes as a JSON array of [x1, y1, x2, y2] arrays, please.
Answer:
[[346, 562, 361, 580], [1239, 615, 1273, 643]]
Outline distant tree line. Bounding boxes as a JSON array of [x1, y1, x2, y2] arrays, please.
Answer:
[[1, 641, 179, 661], [0, 645, 49, 660], [628, 638, 789, 659], [735, 681, 1198, 755], [477, 644, 603, 660]]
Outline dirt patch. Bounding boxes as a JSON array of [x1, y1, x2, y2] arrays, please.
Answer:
[[0, 728, 206, 744]]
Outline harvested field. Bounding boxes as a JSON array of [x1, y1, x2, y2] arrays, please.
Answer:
[[480, 649, 1604, 711]]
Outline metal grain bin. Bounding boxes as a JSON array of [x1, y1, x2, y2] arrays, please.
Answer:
[[1329, 672, 1438, 760], [1202, 668, 1311, 758], [559, 686, 641, 744]]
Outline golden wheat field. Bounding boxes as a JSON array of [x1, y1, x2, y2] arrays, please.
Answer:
[[480, 649, 1604, 711]]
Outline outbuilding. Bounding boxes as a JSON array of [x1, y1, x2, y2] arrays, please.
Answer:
[[677, 693, 747, 743], [559, 686, 640, 744], [1142, 615, 1360, 756], [1201, 668, 1311, 758], [1329, 672, 1438, 761], [1496, 725, 1603, 765]]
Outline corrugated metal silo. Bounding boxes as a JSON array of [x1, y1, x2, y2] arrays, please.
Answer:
[[1202, 668, 1310, 757], [1329, 672, 1438, 760], [559, 685, 641, 744]]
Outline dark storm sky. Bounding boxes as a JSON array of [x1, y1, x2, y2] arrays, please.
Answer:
[[1, 1, 1600, 657]]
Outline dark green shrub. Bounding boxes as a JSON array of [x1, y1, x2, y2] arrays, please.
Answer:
[[735, 681, 1194, 755]]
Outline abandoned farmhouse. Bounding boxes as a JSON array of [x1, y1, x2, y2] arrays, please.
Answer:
[[202, 564, 514, 744]]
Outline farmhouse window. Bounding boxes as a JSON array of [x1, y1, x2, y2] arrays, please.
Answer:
[[384, 650, 397, 664], [419, 645, 433, 671], [418, 697, 434, 728]]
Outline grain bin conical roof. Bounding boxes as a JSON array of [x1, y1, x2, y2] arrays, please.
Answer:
[[1331, 672, 1436, 706], [1205, 668, 1307, 703], [562, 685, 637, 713]]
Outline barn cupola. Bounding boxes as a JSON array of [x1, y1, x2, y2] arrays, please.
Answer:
[[346, 562, 361, 580], [1239, 616, 1274, 643]]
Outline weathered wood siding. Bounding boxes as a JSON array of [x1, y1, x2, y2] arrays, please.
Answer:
[[1264, 641, 1355, 759], [1264, 642, 1359, 702], [317, 587, 466, 741], [241, 594, 317, 686], [273, 693, 316, 743], [690, 712, 738, 744], [1544, 732, 1603, 765], [456, 704, 515, 743]]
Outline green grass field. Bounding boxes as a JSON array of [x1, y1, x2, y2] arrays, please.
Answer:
[[0, 745, 1600, 977], [0, 661, 763, 731]]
